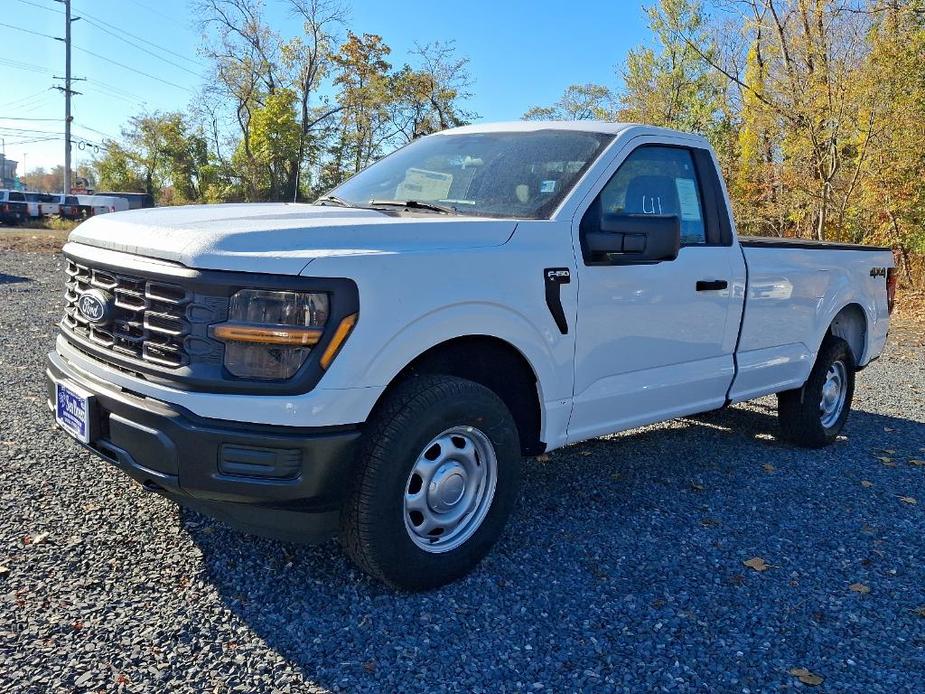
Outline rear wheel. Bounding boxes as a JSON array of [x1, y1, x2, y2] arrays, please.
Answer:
[[777, 335, 855, 448], [340, 375, 521, 590]]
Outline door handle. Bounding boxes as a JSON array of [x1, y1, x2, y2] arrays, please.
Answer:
[[696, 279, 728, 291]]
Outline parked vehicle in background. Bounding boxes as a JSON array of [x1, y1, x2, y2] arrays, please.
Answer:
[[45, 121, 896, 590], [75, 195, 130, 216], [38, 193, 60, 218], [95, 191, 155, 210], [23, 192, 44, 220], [57, 195, 85, 221], [0, 190, 28, 225]]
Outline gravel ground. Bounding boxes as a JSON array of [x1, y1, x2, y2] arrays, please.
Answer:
[[1, 250, 923, 693]]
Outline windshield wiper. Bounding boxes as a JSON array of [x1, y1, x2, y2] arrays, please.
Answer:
[[368, 199, 457, 215], [315, 195, 356, 208]]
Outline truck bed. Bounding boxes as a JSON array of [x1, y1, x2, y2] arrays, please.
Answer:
[[729, 239, 893, 403]]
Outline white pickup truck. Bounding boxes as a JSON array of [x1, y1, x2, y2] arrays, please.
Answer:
[[46, 121, 896, 590]]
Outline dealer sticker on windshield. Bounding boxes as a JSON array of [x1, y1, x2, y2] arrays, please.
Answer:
[[55, 381, 92, 444]]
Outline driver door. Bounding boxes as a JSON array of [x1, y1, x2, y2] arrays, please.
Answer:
[[567, 142, 744, 443]]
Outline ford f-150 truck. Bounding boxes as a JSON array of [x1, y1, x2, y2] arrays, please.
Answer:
[[46, 122, 896, 590]]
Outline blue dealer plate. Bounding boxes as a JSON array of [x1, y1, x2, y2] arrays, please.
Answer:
[[55, 382, 92, 444]]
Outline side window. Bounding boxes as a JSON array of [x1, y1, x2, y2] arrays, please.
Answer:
[[9, 192, 25, 202], [594, 146, 707, 245]]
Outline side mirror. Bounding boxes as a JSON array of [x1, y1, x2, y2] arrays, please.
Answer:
[[585, 214, 681, 265]]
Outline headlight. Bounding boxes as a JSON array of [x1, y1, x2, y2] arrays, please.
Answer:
[[212, 289, 329, 380]]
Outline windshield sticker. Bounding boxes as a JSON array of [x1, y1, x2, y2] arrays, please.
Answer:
[[675, 178, 702, 221], [395, 168, 453, 201], [540, 180, 557, 194]]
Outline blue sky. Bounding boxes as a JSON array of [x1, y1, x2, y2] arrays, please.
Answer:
[[2, 0, 648, 174]]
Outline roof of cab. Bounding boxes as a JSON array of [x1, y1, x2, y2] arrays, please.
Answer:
[[439, 120, 635, 135], [437, 120, 711, 150]]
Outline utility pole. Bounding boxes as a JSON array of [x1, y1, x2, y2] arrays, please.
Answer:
[[63, 0, 73, 194], [54, 1, 80, 192]]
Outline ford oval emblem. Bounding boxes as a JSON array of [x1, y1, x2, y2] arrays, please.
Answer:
[[77, 289, 113, 325]]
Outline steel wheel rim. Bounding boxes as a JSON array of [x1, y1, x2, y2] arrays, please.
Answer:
[[819, 360, 848, 428], [403, 426, 498, 553]]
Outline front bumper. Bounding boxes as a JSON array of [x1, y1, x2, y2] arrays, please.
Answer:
[[46, 350, 361, 542]]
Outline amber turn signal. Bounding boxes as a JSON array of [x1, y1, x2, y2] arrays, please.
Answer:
[[320, 313, 358, 369], [212, 322, 323, 346]]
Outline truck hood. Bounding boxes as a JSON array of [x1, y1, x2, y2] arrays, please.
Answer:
[[67, 203, 518, 274]]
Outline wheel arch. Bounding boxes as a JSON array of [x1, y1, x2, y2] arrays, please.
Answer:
[[816, 301, 870, 366], [823, 302, 868, 366], [369, 335, 546, 456]]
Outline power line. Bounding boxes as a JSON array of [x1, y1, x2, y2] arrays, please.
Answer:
[[73, 46, 194, 93], [123, 0, 179, 26], [0, 21, 62, 41], [84, 78, 146, 101], [0, 57, 53, 75], [0, 117, 62, 121], [75, 123, 117, 140], [82, 85, 146, 108], [13, 0, 62, 13], [74, 6, 204, 68], [79, 16, 204, 78], [0, 88, 53, 108]]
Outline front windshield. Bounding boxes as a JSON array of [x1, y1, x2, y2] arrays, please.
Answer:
[[327, 130, 613, 219]]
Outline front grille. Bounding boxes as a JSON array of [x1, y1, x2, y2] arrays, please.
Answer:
[[62, 259, 218, 369]]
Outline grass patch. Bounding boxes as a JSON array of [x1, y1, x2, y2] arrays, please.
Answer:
[[20, 217, 81, 232]]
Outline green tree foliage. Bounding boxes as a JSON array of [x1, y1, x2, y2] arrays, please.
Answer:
[[523, 84, 616, 121], [232, 88, 302, 200], [93, 113, 213, 204], [856, 0, 925, 280], [188, 1, 474, 201], [618, 0, 724, 134], [525, 0, 924, 285]]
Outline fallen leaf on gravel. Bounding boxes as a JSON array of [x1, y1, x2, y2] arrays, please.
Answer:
[[883, 426, 895, 432], [877, 456, 895, 464], [701, 518, 720, 527], [850, 583, 871, 594], [0, 566, 9, 578], [878, 449, 896, 455], [610, 472, 622, 481], [743, 557, 769, 572], [535, 454, 550, 463], [912, 606, 925, 618], [909, 459, 925, 467], [789, 667, 824, 686], [30, 532, 48, 545], [763, 463, 776, 473], [363, 660, 377, 673], [899, 496, 917, 505], [579, 451, 592, 456], [690, 482, 704, 491], [861, 480, 874, 488]]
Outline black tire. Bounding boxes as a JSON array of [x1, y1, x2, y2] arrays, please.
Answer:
[[340, 375, 522, 591], [777, 335, 856, 448]]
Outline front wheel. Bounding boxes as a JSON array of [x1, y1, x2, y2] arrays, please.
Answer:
[[340, 375, 522, 590], [777, 335, 856, 448]]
